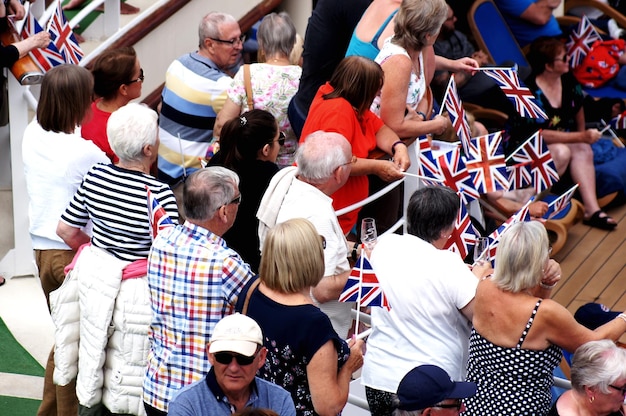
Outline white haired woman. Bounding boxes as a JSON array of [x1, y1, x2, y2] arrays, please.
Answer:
[[214, 12, 301, 167], [464, 221, 626, 416], [54, 103, 179, 415], [549, 340, 626, 416]]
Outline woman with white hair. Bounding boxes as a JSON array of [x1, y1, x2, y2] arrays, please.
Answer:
[[214, 12, 302, 167], [549, 340, 626, 416], [464, 221, 626, 416], [53, 103, 179, 415]]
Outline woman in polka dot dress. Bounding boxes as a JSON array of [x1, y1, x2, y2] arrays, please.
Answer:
[[464, 221, 626, 416]]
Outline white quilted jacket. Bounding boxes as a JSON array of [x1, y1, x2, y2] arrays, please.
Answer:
[[50, 245, 151, 416]]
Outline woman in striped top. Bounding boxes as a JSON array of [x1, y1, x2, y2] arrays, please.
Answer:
[[54, 103, 179, 415]]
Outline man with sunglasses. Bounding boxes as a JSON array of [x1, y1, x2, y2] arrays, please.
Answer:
[[157, 11, 243, 216], [168, 314, 295, 416], [394, 365, 477, 415]]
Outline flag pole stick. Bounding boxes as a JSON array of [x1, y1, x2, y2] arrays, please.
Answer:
[[402, 171, 445, 182]]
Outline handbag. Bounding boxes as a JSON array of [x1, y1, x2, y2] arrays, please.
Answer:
[[243, 64, 254, 110]]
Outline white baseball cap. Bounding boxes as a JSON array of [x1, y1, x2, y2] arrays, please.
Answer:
[[209, 313, 263, 357]]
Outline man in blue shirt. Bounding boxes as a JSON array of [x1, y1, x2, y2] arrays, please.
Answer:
[[495, 0, 562, 47], [168, 313, 296, 416]]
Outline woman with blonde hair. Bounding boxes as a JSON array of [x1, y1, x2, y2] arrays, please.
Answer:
[[237, 218, 365, 416], [465, 221, 626, 415]]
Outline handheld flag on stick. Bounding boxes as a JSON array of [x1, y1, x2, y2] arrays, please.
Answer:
[[486, 199, 533, 260], [146, 187, 175, 240], [19, 9, 65, 71], [48, 0, 84, 65], [443, 193, 477, 259], [481, 68, 548, 121], [507, 130, 559, 193], [441, 74, 473, 156], [544, 184, 579, 220], [566, 15, 601, 68], [464, 131, 510, 193]]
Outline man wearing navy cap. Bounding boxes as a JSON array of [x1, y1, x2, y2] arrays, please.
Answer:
[[395, 365, 477, 415]]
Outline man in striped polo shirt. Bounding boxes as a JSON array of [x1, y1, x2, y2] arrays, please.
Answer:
[[157, 12, 243, 193]]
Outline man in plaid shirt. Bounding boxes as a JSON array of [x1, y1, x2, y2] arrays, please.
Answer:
[[143, 167, 254, 416]]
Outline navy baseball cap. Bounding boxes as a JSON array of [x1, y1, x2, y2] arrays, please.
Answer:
[[574, 303, 620, 330], [396, 365, 477, 411]]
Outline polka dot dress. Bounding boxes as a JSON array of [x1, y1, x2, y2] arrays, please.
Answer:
[[464, 300, 562, 416]]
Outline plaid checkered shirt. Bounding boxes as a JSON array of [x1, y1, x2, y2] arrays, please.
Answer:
[[143, 222, 254, 412]]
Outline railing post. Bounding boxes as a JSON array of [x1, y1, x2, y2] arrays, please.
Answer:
[[403, 140, 421, 234], [0, 76, 36, 279]]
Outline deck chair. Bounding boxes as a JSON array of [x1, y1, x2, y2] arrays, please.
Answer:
[[467, 0, 626, 98]]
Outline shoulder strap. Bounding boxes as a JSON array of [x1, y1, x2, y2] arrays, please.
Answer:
[[243, 64, 254, 110], [517, 299, 542, 349], [371, 8, 398, 46], [241, 278, 261, 315]]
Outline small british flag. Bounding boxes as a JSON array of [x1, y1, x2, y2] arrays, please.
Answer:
[[48, 0, 84, 65], [19, 10, 65, 72], [566, 15, 601, 68], [339, 252, 390, 310], [545, 184, 579, 220], [482, 68, 548, 121], [443, 194, 477, 259], [442, 74, 474, 156], [146, 187, 175, 240], [464, 131, 510, 194], [508, 130, 559, 193]]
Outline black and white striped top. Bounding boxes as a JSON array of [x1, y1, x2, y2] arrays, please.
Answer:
[[61, 163, 179, 261]]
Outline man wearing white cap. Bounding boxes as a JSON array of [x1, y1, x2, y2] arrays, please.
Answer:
[[168, 314, 296, 416]]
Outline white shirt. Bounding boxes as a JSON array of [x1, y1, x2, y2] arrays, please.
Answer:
[[22, 120, 108, 250], [361, 233, 478, 392]]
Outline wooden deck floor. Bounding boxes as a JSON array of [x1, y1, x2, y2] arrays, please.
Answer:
[[551, 202, 626, 340]]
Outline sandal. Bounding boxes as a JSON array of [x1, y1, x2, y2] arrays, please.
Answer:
[[583, 210, 617, 230]]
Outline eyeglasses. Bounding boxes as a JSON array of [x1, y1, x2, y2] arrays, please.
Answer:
[[213, 350, 258, 366], [609, 384, 626, 395], [337, 155, 357, 170], [210, 34, 246, 47], [319, 235, 326, 249], [275, 131, 286, 146], [126, 68, 144, 84], [434, 401, 463, 410], [229, 194, 242, 205]]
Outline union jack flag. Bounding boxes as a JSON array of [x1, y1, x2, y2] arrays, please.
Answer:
[[482, 68, 548, 121], [609, 111, 626, 130], [146, 187, 175, 240], [486, 201, 532, 260], [339, 251, 390, 310], [442, 74, 473, 156], [435, 147, 480, 204], [19, 10, 65, 72], [508, 130, 559, 193], [418, 137, 445, 185], [545, 184, 579, 220], [507, 161, 533, 190], [464, 131, 510, 194], [566, 15, 601, 68], [444, 194, 477, 259], [49, 0, 83, 65]]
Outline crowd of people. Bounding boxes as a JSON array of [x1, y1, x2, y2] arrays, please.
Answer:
[[10, 0, 626, 415]]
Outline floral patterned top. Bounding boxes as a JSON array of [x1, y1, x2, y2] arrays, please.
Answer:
[[228, 63, 302, 167], [240, 285, 350, 416], [370, 38, 425, 115]]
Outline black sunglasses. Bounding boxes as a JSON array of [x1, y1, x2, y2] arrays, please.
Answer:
[[275, 131, 286, 146], [229, 194, 242, 205], [214, 351, 257, 366], [609, 384, 626, 395], [126, 68, 144, 84]]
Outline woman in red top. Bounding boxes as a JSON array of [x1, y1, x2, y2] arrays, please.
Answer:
[[300, 56, 410, 234]]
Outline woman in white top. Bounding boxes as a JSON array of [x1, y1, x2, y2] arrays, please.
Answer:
[[22, 64, 109, 415], [214, 12, 302, 167]]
